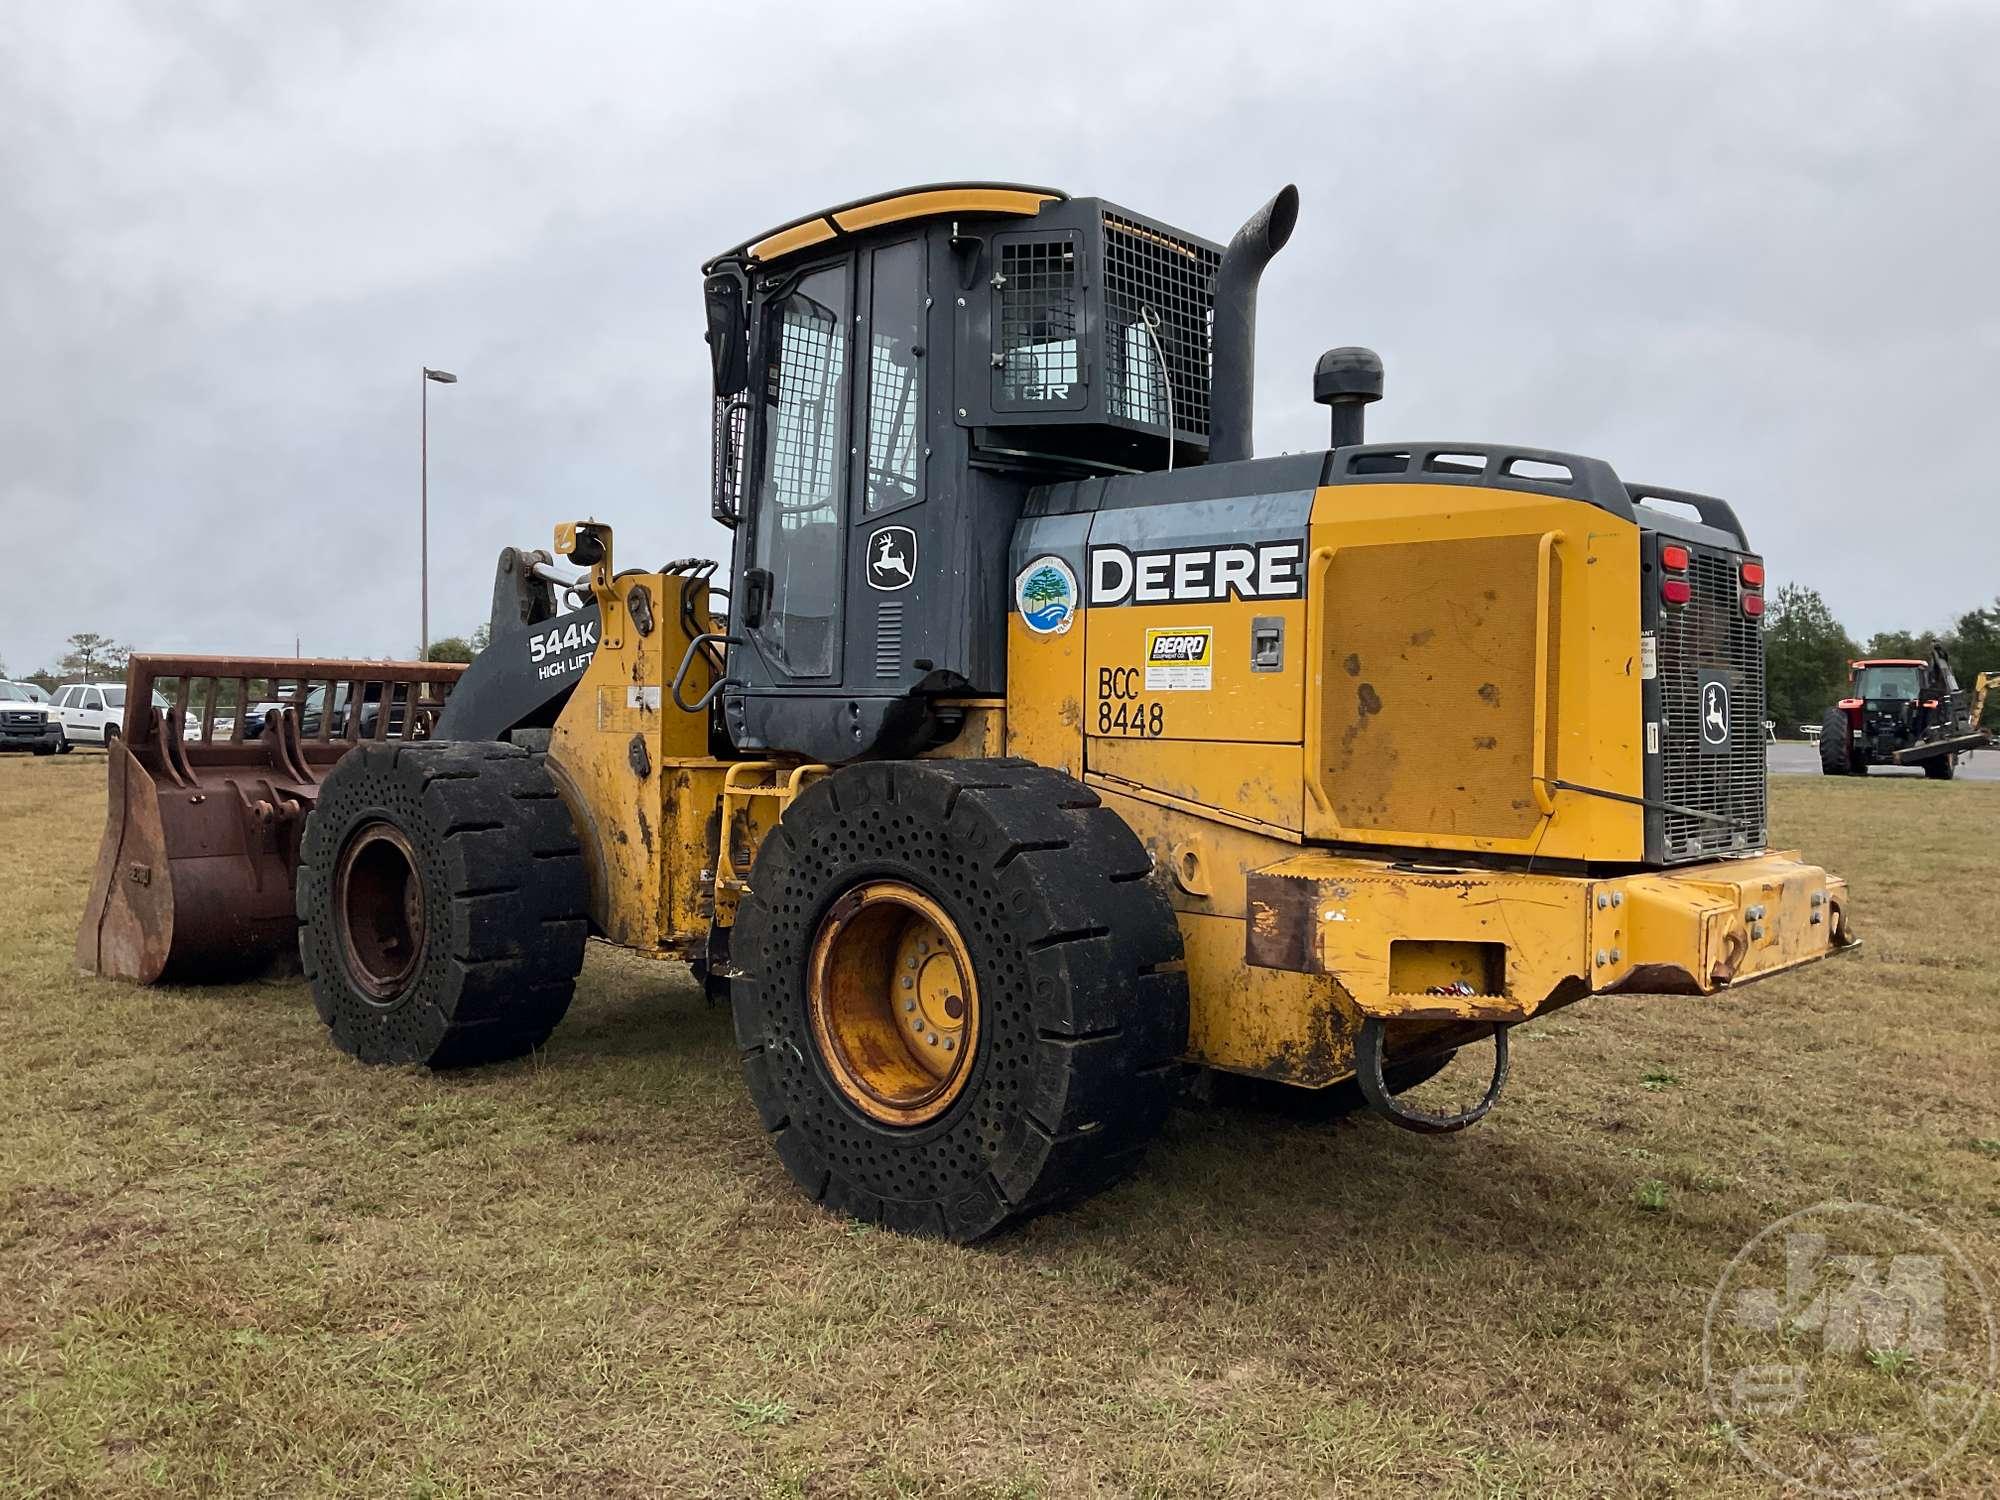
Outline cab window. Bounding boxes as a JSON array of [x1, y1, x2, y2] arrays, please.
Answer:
[[1855, 665, 1922, 700], [750, 262, 849, 679], [864, 238, 925, 513]]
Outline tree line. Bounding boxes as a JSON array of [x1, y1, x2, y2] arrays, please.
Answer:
[[1764, 587, 2000, 736]]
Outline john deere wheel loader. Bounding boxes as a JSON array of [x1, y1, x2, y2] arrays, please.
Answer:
[[81, 182, 1856, 1241]]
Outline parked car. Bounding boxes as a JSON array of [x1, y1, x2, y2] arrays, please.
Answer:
[[241, 683, 410, 740], [53, 683, 170, 746], [0, 681, 64, 755]]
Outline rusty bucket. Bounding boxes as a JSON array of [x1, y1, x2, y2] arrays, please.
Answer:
[[77, 655, 466, 984]]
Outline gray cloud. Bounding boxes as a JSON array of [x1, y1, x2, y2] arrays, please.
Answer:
[[4, 0, 1996, 676]]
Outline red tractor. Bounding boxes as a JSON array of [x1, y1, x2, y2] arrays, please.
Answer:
[[1819, 647, 1995, 779]]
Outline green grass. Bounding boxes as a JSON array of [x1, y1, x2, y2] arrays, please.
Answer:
[[2, 749, 1997, 1496]]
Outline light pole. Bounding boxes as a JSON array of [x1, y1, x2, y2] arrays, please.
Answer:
[[421, 366, 458, 659]]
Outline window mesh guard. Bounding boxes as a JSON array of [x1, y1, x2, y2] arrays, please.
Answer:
[[996, 241, 1080, 402], [1103, 212, 1220, 438]]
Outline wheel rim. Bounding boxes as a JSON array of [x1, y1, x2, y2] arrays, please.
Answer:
[[333, 822, 427, 1002], [807, 881, 979, 1127]]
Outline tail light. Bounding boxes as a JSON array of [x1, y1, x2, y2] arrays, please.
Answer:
[[1740, 555, 1764, 617], [1661, 544, 1690, 572], [1662, 578, 1692, 606]]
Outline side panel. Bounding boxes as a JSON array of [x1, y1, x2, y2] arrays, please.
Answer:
[[1304, 482, 1646, 863]]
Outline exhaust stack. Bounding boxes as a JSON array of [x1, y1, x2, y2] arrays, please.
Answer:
[[1207, 184, 1299, 466]]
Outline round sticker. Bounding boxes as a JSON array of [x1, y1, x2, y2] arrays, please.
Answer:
[[1014, 555, 1078, 636]]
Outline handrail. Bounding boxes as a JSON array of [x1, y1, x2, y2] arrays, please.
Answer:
[[1529, 530, 1565, 816], [1303, 545, 1337, 819]]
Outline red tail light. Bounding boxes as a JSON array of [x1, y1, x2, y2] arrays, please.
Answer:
[[1662, 578, 1692, 606], [1742, 593, 1765, 618], [1740, 560, 1765, 588], [1661, 544, 1690, 572]]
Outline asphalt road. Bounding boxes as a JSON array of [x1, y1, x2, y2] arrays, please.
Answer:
[[1769, 741, 2000, 781]]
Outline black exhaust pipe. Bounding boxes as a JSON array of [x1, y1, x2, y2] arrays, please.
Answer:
[[1207, 184, 1299, 466]]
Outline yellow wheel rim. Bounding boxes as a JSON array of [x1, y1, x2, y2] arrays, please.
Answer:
[[807, 882, 979, 1127]]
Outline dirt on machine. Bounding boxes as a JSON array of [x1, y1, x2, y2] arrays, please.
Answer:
[[1818, 647, 1996, 780], [81, 180, 1858, 1242]]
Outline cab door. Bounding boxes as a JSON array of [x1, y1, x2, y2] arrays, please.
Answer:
[[740, 259, 852, 684]]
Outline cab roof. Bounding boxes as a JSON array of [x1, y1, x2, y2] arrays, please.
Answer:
[[1853, 659, 1927, 668], [704, 181, 1065, 273]]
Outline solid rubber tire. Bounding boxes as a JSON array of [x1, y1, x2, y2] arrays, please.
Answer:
[[296, 741, 588, 1067], [730, 758, 1190, 1243]]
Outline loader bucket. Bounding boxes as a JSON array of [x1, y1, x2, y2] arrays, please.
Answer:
[[77, 655, 467, 984]]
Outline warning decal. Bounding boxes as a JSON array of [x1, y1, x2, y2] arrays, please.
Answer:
[[1143, 626, 1213, 691]]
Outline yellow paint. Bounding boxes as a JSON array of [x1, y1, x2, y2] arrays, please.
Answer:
[[830, 187, 1056, 234], [1088, 737, 1303, 834], [1003, 615, 1086, 780], [748, 218, 837, 263], [920, 699, 1007, 760], [547, 521, 736, 956], [1246, 846, 1852, 1022], [1083, 597, 1304, 743], [1304, 483, 1645, 862], [746, 188, 1059, 266], [1178, 910, 1365, 1083]]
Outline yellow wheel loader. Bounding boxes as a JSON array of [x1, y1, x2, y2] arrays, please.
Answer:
[[81, 182, 1856, 1241]]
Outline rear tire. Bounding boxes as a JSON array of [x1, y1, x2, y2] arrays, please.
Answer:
[[297, 741, 588, 1067], [101, 723, 119, 746], [1818, 709, 1852, 775], [1923, 754, 1956, 781], [730, 759, 1189, 1243]]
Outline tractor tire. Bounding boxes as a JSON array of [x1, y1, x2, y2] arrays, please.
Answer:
[[1818, 709, 1854, 775], [730, 758, 1189, 1243], [1923, 754, 1956, 781], [297, 741, 588, 1068]]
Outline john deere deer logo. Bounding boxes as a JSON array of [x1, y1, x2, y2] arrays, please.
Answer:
[[1702, 680, 1730, 747], [866, 526, 916, 592]]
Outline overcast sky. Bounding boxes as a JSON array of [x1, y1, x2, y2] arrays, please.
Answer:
[[4, 0, 1996, 676]]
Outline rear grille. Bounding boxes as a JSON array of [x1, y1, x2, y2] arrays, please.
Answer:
[[1102, 212, 1220, 438], [1656, 549, 1766, 860]]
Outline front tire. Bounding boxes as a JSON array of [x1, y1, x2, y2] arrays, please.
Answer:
[[297, 741, 588, 1067], [731, 759, 1189, 1242], [1923, 754, 1956, 781]]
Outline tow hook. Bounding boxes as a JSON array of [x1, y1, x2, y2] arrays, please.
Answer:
[[1354, 1017, 1512, 1135]]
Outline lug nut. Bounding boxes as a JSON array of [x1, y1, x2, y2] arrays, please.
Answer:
[[903, 998, 916, 1012], [943, 1038, 955, 1052], [926, 1033, 939, 1047], [901, 976, 913, 990]]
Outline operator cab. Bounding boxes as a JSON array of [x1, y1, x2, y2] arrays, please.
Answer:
[[701, 183, 1234, 763]]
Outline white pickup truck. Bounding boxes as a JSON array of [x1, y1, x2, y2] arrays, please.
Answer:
[[0, 681, 64, 755]]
